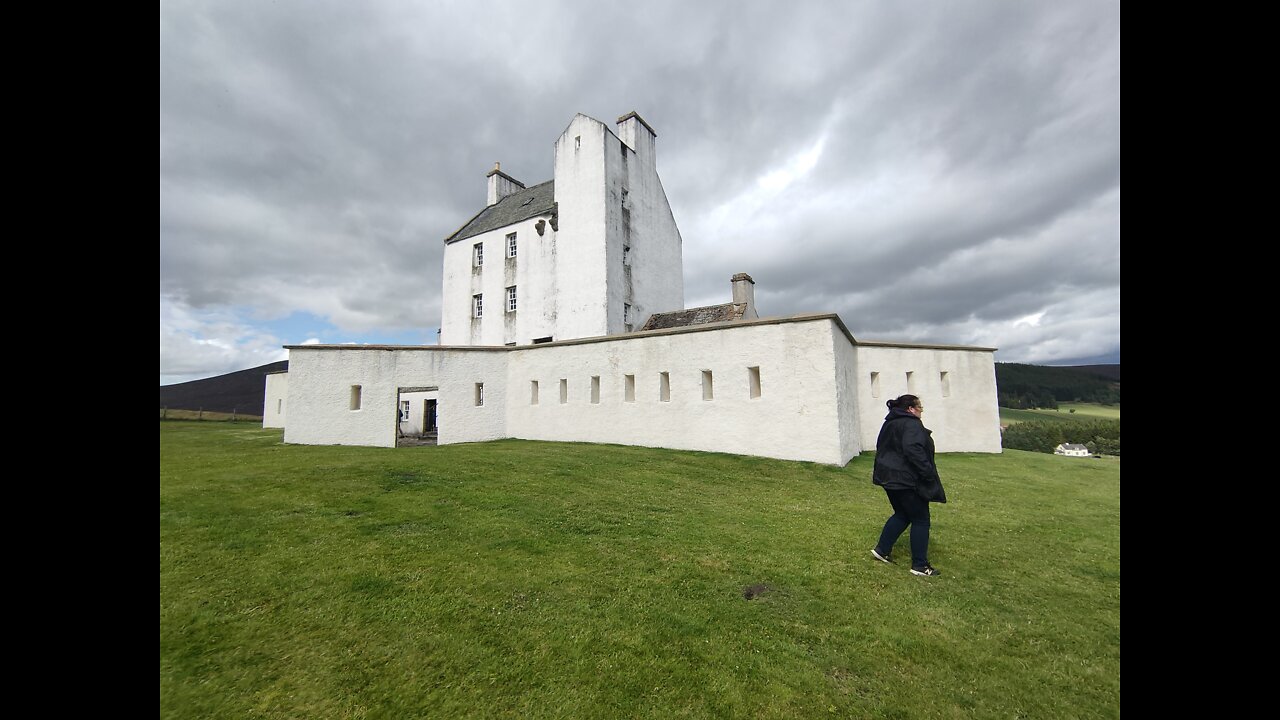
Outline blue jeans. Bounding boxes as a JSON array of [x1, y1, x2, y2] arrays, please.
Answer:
[[875, 488, 931, 568]]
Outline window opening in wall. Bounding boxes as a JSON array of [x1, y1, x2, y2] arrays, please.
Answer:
[[624, 374, 635, 402], [748, 366, 761, 399], [507, 286, 517, 312], [559, 378, 568, 404], [277, 399, 283, 414], [574, 135, 581, 150], [906, 371, 915, 394], [941, 371, 951, 397], [475, 383, 485, 406], [870, 372, 881, 398], [659, 372, 670, 402], [531, 380, 539, 405], [400, 400, 410, 421], [591, 376, 600, 404], [350, 385, 362, 411], [473, 294, 483, 318], [507, 232, 517, 258], [623, 245, 631, 265], [702, 370, 714, 401], [473, 242, 484, 267], [624, 303, 632, 324], [533, 336, 553, 344]]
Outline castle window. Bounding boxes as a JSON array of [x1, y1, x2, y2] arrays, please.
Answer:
[[574, 135, 581, 150], [624, 374, 635, 402], [702, 371, 714, 401], [400, 400, 410, 420], [659, 372, 670, 402], [349, 385, 362, 411], [473, 294, 483, 318], [748, 367, 761, 399], [624, 303, 632, 324], [591, 376, 601, 404], [506, 286, 517, 312], [870, 372, 881, 398], [473, 242, 483, 267], [560, 378, 568, 404], [941, 371, 951, 397], [906, 371, 916, 394], [530, 380, 539, 405], [507, 233, 517, 258], [623, 245, 631, 265], [475, 383, 485, 406]]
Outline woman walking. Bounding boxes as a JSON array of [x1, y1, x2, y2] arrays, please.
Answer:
[[870, 394, 947, 577]]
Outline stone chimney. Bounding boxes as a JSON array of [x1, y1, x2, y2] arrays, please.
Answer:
[[616, 111, 657, 155], [731, 273, 758, 319], [486, 162, 526, 206]]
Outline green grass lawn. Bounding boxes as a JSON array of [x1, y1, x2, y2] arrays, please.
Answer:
[[1000, 402, 1121, 425], [160, 422, 1120, 719]]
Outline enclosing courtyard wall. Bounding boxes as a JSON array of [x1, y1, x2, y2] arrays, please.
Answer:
[[270, 314, 1002, 464], [263, 372, 288, 428], [505, 317, 853, 465]]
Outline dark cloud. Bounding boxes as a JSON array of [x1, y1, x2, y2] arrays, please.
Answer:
[[160, 0, 1120, 382]]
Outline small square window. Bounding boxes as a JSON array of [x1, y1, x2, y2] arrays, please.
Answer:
[[507, 286, 517, 312], [473, 294, 483, 318], [473, 242, 484, 267], [507, 233, 517, 258]]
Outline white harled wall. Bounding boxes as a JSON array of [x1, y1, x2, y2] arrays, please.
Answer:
[[505, 318, 852, 465], [283, 347, 508, 448], [850, 344, 1002, 453], [262, 372, 288, 428], [441, 214, 558, 346]]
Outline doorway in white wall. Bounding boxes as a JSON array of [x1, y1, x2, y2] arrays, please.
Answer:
[[396, 386, 439, 447]]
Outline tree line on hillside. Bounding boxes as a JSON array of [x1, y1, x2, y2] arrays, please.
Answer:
[[1001, 419, 1121, 456], [996, 363, 1120, 409]]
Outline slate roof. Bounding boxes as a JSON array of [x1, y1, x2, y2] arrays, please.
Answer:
[[640, 302, 749, 331], [444, 180, 556, 244]]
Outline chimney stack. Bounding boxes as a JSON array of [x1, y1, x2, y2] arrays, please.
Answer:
[[486, 162, 526, 206], [731, 273, 758, 319], [616, 111, 657, 157]]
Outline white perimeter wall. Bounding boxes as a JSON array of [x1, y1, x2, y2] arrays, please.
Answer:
[[852, 344, 1001, 453], [283, 347, 508, 448], [263, 372, 288, 428], [505, 318, 852, 465]]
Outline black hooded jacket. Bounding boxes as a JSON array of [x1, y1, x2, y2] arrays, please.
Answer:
[[872, 407, 947, 503]]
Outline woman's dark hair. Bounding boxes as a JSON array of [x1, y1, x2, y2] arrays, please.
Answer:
[[886, 394, 921, 411]]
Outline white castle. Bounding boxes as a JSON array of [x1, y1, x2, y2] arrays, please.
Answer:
[[264, 111, 1001, 465]]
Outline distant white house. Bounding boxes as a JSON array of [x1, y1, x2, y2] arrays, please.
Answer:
[[265, 111, 1003, 465], [1055, 443, 1091, 457]]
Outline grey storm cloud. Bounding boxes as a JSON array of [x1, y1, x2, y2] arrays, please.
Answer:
[[160, 0, 1119, 383]]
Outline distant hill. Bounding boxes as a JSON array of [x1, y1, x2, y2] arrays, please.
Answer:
[[160, 361, 288, 415], [995, 363, 1120, 409], [1065, 364, 1120, 381]]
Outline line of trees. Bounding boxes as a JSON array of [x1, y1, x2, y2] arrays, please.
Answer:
[[1001, 419, 1121, 456]]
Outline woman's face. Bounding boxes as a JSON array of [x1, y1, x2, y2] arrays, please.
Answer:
[[908, 403, 924, 418]]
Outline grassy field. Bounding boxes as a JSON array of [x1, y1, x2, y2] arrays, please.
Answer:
[[160, 423, 1120, 718], [1000, 402, 1120, 425]]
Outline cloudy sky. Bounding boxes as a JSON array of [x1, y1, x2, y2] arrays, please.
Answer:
[[160, 0, 1119, 385]]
